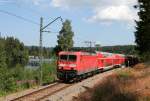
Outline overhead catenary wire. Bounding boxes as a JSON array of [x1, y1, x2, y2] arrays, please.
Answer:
[[0, 9, 61, 33], [13, 3, 43, 18], [0, 0, 15, 4], [0, 0, 42, 17], [1, 0, 54, 20], [0, 9, 39, 25]]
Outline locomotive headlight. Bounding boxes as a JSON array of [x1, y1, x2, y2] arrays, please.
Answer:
[[58, 64, 66, 67], [58, 66, 63, 69], [69, 64, 76, 67]]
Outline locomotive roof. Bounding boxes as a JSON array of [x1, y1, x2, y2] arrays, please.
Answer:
[[59, 51, 97, 55]]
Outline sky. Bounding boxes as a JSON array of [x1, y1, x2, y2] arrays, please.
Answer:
[[0, 0, 138, 47]]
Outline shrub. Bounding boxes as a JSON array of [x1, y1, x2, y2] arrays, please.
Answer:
[[0, 67, 17, 96], [91, 77, 138, 101], [116, 69, 134, 80], [0, 61, 57, 96], [41, 62, 57, 85], [78, 75, 138, 101]]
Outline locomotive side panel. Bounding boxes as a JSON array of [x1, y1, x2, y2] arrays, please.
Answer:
[[97, 58, 105, 70], [77, 55, 98, 75]]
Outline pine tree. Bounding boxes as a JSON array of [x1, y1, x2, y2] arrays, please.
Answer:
[[135, 0, 150, 58], [5, 37, 28, 67], [55, 20, 74, 54]]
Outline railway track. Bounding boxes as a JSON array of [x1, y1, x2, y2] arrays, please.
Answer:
[[11, 82, 73, 101], [10, 67, 122, 101]]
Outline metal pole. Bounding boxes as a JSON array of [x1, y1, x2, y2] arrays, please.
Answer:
[[39, 17, 43, 85], [84, 41, 95, 53], [39, 16, 63, 85]]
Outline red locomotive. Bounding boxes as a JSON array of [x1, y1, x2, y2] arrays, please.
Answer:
[[57, 51, 125, 82]]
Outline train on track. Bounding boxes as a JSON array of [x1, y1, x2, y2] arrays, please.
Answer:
[[57, 51, 139, 82]]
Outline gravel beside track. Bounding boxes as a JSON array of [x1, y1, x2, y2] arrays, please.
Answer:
[[44, 68, 122, 101], [10, 83, 71, 101], [0, 83, 57, 101]]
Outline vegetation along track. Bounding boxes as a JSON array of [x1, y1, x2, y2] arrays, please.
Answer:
[[10, 67, 122, 101], [11, 82, 73, 101]]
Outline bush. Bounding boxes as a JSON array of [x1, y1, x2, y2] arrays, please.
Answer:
[[116, 69, 134, 80], [77, 75, 138, 101], [91, 78, 138, 101], [11, 64, 25, 80], [0, 66, 39, 96], [0, 61, 57, 96], [140, 52, 150, 62], [0, 67, 17, 96], [41, 62, 57, 85]]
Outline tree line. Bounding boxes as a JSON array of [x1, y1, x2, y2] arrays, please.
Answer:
[[27, 46, 53, 58], [71, 45, 135, 55], [26, 45, 136, 58], [0, 37, 28, 68]]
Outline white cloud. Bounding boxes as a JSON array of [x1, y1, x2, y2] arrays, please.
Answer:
[[51, 0, 92, 8], [88, 5, 137, 22], [51, 0, 91, 8], [51, 0, 67, 8], [51, 0, 138, 23], [51, 0, 137, 8]]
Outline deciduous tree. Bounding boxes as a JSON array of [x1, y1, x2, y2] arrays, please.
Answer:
[[55, 20, 74, 54]]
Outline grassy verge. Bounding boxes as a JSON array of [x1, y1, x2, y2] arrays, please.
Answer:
[[75, 64, 150, 101], [41, 62, 57, 85], [0, 61, 57, 97]]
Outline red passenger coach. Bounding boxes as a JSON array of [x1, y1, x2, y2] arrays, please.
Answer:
[[57, 51, 125, 81], [97, 54, 125, 70]]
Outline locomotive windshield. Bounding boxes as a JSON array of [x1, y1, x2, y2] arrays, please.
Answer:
[[59, 55, 76, 61]]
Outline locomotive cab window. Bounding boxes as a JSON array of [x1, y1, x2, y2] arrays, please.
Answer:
[[59, 55, 77, 61], [68, 55, 76, 61], [60, 55, 68, 61]]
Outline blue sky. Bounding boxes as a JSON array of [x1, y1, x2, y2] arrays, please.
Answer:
[[0, 0, 138, 47]]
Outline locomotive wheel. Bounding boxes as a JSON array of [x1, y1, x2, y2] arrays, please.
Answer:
[[91, 71, 94, 76], [75, 75, 82, 82]]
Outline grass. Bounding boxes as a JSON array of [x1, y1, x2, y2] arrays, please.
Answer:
[[78, 76, 138, 101], [117, 68, 134, 79], [140, 97, 150, 101]]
